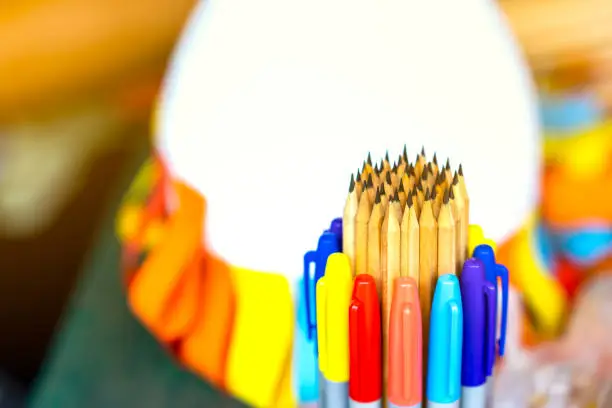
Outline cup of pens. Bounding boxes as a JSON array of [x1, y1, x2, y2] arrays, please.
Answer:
[[299, 147, 510, 408]]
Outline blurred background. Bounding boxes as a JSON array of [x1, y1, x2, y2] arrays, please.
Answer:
[[1, 0, 612, 406]]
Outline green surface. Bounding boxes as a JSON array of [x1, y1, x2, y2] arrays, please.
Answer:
[[28, 147, 246, 408]]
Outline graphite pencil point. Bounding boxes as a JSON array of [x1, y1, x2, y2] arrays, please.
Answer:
[[386, 172, 392, 185], [453, 171, 459, 185], [367, 173, 374, 188], [425, 188, 431, 201], [375, 187, 381, 204], [443, 188, 449, 204], [445, 158, 451, 171], [433, 153, 438, 165], [349, 174, 355, 193], [367, 152, 373, 166], [399, 181, 405, 193], [458, 163, 463, 176]]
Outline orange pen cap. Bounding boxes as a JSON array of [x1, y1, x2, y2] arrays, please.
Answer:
[[388, 277, 422, 407]]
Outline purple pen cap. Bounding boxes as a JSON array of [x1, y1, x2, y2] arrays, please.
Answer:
[[460, 258, 496, 387]]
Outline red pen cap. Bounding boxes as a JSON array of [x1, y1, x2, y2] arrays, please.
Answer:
[[388, 277, 422, 406], [349, 274, 382, 403]]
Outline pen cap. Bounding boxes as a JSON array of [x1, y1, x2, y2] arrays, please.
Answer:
[[460, 259, 495, 387], [473, 244, 498, 374], [388, 277, 422, 407], [328, 218, 343, 250], [349, 275, 381, 403], [427, 274, 463, 404], [320, 253, 352, 383], [294, 277, 319, 403], [304, 231, 340, 341]]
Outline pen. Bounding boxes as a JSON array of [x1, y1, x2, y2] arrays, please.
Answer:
[[317, 253, 352, 408], [460, 259, 496, 408], [472, 245, 508, 355], [304, 231, 341, 341], [349, 274, 382, 408], [294, 277, 319, 405], [388, 277, 422, 408], [328, 218, 343, 250], [427, 274, 463, 408], [472, 245, 508, 403]]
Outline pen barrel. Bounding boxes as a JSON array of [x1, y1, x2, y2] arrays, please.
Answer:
[[349, 399, 382, 408], [460, 385, 487, 408], [324, 379, 349, 408], [389, 403, 421, 408], [427, 401, 459, 408], [318, 371, 326, 408]]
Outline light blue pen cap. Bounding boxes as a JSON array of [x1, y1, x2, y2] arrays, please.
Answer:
[[294, 277, 319, 403], [427, 274, 463, 404]]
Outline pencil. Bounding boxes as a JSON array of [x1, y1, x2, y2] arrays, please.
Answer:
[[398, 181, 407, 209], [355, 188, 371, 276], [453, 169, 469, 267], [367, 189, 384, 295], [355, 169, 363, 202], [415, 148, 426, 180], [437, 189, 456, 276], [400, 192, 420, 286], [343, 174, 359, 275], [366, 173, 376, 204], [449, 187, 462, 275], [431, 153, 439, 176], [382, 195, 401, 395], [418, 190, 437, 393], [458, 164, 469, 258], [384, 172, 394, 197]]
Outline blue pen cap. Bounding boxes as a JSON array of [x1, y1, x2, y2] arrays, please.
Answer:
[[427, 274, 463, 404], [328, 218, 343, 250], [294, 277, 319, 403], [303, 231, 341, 342], [461, 259, 496, 387]]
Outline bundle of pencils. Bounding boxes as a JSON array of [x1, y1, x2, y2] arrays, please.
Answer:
[[342, 147, 470, 405]]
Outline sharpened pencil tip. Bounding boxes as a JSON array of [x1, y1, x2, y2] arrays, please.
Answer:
[[431, 188, 437, 201], [399, 181, 405, 193], [417, 182, 423, 192], [386, 172, 392, 185], [407, 192, 413, 208], [367, 173, 374, 188], [453, 171, 459, 185], [393, 190, 399, 201], [356, 168, 361, 181], [367, 152, 372, 166], [445, 158, 450, 171], [443, 188, 449, 204], [458, 163, 463, 176], [449, 187, 455, 200], [421, 146, 425, 156], [425, 188, 431, 201], [433, 153, 438, 165], [349, 174, 355, 193], [375, 187, 381, 204], [385, 150, 390, 162]]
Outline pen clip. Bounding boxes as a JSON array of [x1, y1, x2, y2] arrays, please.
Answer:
[[447, 300, 461, 399], [316, 278, 328, 374], [303, 250, 317, 341], [402, 302, 419, 402], [483, 281, 497, 376], [496, 264, 509, 357], [349, 299, 363, 388]]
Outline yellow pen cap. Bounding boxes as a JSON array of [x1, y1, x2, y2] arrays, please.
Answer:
[[319, 253, 353, 383], [468, 224, 485, 256]]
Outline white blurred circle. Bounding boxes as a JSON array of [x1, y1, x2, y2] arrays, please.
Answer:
[[157, 0, 540, 279]]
